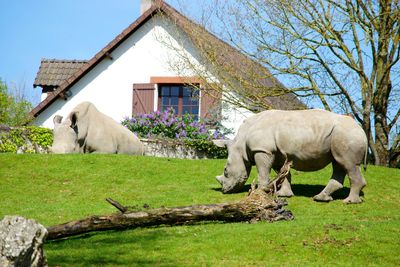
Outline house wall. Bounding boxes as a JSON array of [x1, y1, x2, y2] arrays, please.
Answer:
[[40, 93, 48, 102], [33, 15, 253, 138]]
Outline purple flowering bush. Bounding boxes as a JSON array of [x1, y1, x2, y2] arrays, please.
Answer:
[[122, 108, 226, 140], [121, 108, 229, 158]]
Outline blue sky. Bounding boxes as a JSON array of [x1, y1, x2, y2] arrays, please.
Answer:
[[0, 0, 156, 105]]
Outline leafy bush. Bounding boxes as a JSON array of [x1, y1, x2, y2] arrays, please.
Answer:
[[121, 108, 229, 158], [0, 126, 52, 153], [25, 126, 53, 148], [183, 138, 228, 158]]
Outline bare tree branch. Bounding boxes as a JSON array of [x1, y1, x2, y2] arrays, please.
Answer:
[[166, 0, 399, 165]]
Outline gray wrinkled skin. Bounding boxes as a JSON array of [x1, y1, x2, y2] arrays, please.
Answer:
[[215, 109, 368, 204], [50, 102, 144, 155], [50, 115, 81, 153]]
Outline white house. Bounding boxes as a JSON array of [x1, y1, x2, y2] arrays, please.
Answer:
[[31, 0, 303, 135]]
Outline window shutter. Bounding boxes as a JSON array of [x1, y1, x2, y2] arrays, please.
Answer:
[[200, 88, 222, 121], [132, 83, 155, 115]]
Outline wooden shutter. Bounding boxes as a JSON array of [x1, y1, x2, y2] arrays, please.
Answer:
[[132, 83, 155, 115], [200, 88, 222, 120]]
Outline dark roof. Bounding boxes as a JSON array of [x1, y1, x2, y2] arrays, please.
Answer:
[[33, 59, 88, 88], [30, 0, 304, 118]]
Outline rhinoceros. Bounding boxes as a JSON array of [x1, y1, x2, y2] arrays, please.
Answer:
[[214, 109, 368, 204], [50, 101, 144, 155], [51, 115, 82, 153]]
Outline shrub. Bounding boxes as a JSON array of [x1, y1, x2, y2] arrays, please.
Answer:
[[25, 126, 53, 148], [0, 126, 53, 153], [122, 108, 229, 140], [121, 108, 229, 158]]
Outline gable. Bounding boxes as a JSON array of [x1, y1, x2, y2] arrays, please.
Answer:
[[32, 13, 210, 128], [32, 1, 304, 119], [30, 4, 160, 119], [31, 1, 304, 132]]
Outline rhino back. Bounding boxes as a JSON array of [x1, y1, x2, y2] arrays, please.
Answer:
[[87, 108, 143, 154], [239, 109, 363, 171], [70, 102, 139, 154]]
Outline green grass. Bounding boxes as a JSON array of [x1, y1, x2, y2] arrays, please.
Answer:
[[0, 154, 399, 266]]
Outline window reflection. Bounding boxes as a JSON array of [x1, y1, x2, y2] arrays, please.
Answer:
[[159, 85, 199, 118]]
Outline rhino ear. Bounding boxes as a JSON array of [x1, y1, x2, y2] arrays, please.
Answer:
[[53, 115, 63, 125], [69, 112, 79, 127], [212, 139, 232, 148]]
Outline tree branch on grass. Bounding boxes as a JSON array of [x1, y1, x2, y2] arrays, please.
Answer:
[[47, 161, 294, 240], [47, 191, 293, 240]]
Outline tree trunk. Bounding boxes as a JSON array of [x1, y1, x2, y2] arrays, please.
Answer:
[[374, 120, 390, 166], [372, 0, 394, 166], [389, 151, 400, 168], [46, 191, 293, 240]]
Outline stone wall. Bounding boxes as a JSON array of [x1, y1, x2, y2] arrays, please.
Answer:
[[141, 138, 209, 159]]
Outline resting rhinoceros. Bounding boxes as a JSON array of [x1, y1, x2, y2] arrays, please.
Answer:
[[51, 115, 82, 153], [214, 109, 368, 204], [50, 101, 144, 155]]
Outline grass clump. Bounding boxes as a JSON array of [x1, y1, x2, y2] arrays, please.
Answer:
[[0, 154, 399, 266]]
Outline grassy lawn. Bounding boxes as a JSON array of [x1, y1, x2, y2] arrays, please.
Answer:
[[0, 154, 399, 266]]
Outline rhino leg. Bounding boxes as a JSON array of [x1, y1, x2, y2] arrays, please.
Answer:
[[343, 166, 366, 204], [276, 171, 294, 197], [313, 162, 345, 202], [254, 152, 274, 191]]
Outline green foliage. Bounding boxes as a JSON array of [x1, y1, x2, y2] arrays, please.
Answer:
[[0, 137, 18, 152], [0, 126, 52, 153], [25, 126, 53, 148], [0, 79, 33, 126], [184, 138, 227, 158], [0, 129, 24, 152], [0, 154, 399, 266]]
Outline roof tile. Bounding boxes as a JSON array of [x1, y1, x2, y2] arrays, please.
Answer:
[[33, 59, 88, 88]]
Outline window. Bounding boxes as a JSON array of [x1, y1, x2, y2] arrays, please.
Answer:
[[158, 85, 199, 118]]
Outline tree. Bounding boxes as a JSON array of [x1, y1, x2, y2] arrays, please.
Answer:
[[168, 0, 399, 167], [0, 79, 32, 126], [155, 1, 305, 116]]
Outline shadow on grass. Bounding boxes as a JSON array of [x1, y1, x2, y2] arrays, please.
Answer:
[[212, 183, 363, 200], [291, 183, 364, 199], [292, 184, 329, 198], [46, 229, 178, 266], [211, 184, 252, 193]]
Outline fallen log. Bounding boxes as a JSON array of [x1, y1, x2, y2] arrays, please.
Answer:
[[47, 161, 294, 240], [47, 190, 292, 240]]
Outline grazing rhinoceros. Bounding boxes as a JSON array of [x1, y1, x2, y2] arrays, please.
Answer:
[[50, 101, 144, 155], [214, 109, 368, 204]]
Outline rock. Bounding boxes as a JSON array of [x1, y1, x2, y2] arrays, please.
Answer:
[[0, 216, 48, 267]]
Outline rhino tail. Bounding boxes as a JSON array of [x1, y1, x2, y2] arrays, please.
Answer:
[[363, 142, 368, 172]]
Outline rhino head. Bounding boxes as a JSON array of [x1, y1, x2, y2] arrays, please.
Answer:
[[50, 115, 80, 154], [214, 140, 251, 193]]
